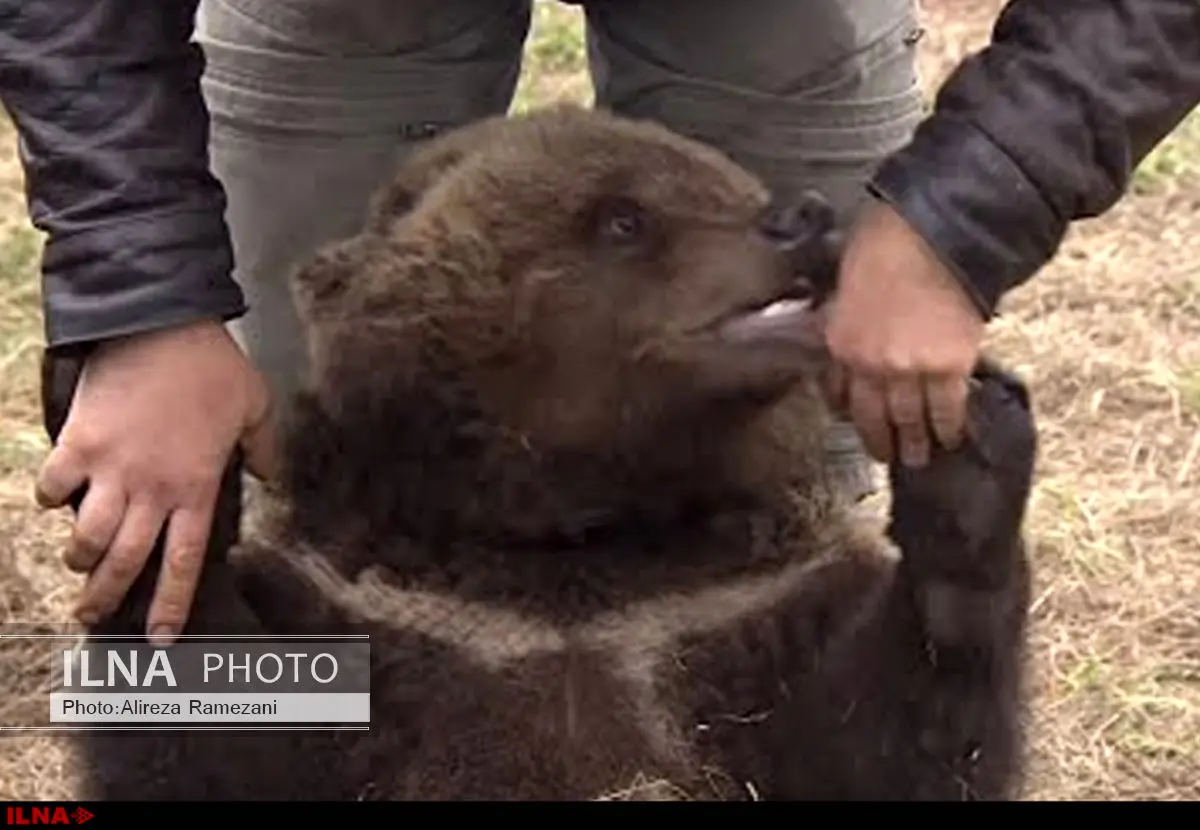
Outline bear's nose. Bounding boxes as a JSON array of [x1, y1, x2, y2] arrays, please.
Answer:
[[756, 194, 835, 251], [756, 194, 842, 300]]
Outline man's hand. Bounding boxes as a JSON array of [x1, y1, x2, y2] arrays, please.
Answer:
[[34, 320, 276, 644], [824, 199, 986, 468]]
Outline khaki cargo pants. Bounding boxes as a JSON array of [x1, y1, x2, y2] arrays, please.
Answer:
[[195, 0, 927, 501]]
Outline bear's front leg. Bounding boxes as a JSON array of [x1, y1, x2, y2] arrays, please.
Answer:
[[770, 360, 1038, 801]]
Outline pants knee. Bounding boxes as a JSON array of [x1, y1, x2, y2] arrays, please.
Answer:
[[585, 0, 926, 219], [195, 0, 535, 410]]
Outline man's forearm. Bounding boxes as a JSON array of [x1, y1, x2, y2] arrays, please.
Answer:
[[870, 0, 1200, 318], [0, 0, 245, 348]]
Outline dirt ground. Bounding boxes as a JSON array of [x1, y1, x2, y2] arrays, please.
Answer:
[[1, 0, 1197, 801]]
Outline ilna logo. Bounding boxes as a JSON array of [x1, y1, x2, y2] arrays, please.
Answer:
[[4, 806, 93, 825]]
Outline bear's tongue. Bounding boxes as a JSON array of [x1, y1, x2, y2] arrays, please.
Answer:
[[717, 297, 826, 351]]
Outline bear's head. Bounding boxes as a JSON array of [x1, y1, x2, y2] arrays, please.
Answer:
[[282, 106, 843, 552]]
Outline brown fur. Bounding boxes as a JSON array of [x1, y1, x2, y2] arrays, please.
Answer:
[[53, 105, 1038, 801], [285, 107, 837, 559]]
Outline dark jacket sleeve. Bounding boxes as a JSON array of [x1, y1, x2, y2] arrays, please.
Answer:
[[0, 0, 246, 349], [869, 0, 1200, 319]]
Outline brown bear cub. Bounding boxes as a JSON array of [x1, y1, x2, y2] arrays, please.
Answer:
[[56, 105, 1037, 801]]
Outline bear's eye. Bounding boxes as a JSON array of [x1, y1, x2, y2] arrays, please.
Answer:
[[594, 196, 648, 246]]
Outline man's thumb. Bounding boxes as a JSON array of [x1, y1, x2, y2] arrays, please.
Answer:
[[238, 380, 280, 482], [240, 415, 280, 483]]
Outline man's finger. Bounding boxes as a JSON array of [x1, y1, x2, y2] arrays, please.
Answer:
[[924, 373, 971, 450], [65, 484, 128, 574], [75, 499, 166, 624], [885, 375, 931, 468], [147, 495, 217, 646], [847, 374, 894, 463], [34, 445, 88, 509]]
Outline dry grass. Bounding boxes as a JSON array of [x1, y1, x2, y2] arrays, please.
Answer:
[[918, 0, 1200, 800], [1, 0, 1197, 801]]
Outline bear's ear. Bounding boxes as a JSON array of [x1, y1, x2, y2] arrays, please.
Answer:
[[298, 130, 472, 318], [363, 178, 420, 235], [363, 114, 521, 235], [362, 142, 469, 235], [297, 140, 469, 322], [290, 238, 362, 325]]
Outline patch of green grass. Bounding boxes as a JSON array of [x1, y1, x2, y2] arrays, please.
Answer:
[[1132, 108, 1200, 195], [0, 224, 39, 285], [1062, 654, 1111, 696], [0, 225, 43, 339], [525, 1, 588, 76], [0, 430, 44, 477], [512, 2, 591, 113], [1178, 366, 1200, 417], [1106, 666, 1200, 761]]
